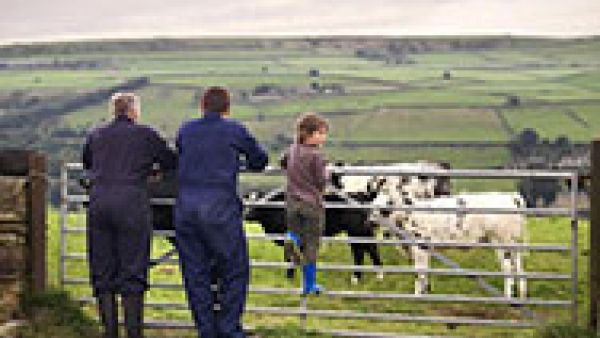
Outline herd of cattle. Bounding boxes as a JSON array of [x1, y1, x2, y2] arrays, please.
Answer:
[[126, 161, 530, 298], [241, 162, 528, 299]]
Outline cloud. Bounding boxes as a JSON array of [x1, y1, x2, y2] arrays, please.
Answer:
[[0, 0, 598, 43]]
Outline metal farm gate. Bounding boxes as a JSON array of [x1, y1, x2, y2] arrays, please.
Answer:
[[59, 163, 581, 337]]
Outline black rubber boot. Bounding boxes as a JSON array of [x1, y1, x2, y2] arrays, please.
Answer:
[[97, 293, 118, 338], [123, 294, 144, 338]]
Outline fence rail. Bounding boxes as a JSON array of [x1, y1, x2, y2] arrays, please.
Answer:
[[74, 296, 538, 328], [63, 279, 570, 306], [61, 227, 570, 251]]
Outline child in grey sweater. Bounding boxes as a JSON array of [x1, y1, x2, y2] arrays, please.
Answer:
[[281, 113, 329, 295]]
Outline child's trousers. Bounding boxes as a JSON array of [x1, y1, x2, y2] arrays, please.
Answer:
[[285, 197, 325, 265]]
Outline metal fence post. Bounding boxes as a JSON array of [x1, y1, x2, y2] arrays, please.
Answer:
[[570, 171, 579, 325], [59, 163, 68, 287], [590, 140, 600, 330]]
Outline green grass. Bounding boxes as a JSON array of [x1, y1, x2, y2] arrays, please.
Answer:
[[327, 108, 508, 141], [563, 71, 600, 92], [17, 289, 100, 338], [254, 90, 505, 117], [535, 322, 600, 338], [0, 69, 130, 90], [325, 147, 511, 169], [48, 206, 590, 337]]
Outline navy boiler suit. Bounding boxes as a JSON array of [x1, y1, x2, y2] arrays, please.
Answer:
[[175, 111, 268, 338], [83, 115, 177, 297]]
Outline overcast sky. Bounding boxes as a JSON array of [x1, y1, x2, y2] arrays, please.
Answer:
[[1, 0, 598, 44]]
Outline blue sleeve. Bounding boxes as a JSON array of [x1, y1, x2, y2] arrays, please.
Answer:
[[82, 133, 93, 170], [235, 124, 268, 172]]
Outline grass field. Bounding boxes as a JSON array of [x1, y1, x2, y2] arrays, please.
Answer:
[[49, 207, 588, 337]]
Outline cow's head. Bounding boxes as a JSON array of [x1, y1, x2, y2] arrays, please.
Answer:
[[330, 161, 346, 190], [369, 188, 410, 225]]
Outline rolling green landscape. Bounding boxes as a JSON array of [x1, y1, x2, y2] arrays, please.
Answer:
[[1, 37, 599, 336], [1, 37, 599, 176]]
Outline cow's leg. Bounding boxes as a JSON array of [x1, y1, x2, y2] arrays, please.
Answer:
[[515, 251, 526, 299], [413, 247, 429, 295], [497, 249, 514, 298], [366, 243, 384, 280], [350, 243, 365, 285]]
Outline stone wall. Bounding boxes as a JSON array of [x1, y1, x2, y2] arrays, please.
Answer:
[[0, 177, 28, 325]]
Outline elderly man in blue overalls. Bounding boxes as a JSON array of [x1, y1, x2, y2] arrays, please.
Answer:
[[83, 93, 177, 338], [175, 87, 268, 338]]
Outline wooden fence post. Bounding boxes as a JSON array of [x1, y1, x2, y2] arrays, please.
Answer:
[[27, 152, 46, 295]]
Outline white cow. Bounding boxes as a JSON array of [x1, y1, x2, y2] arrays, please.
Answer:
[[375, 192, 527, 298]]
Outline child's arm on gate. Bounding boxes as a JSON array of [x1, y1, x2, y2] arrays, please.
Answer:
[[280, 149, 289, 170]]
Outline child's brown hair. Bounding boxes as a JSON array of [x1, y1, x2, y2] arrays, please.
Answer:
[[296, 113, 329, 144]]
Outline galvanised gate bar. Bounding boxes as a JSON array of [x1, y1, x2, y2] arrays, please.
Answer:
[[59, 162, 581, 337]]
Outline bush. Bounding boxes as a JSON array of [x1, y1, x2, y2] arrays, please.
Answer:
[[536, 323, 599, 338], [18, 289, 100, 338]]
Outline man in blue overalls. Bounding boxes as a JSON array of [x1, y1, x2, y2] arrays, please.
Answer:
[[83, 93, 177, 338], [176, 87, 268, 338]]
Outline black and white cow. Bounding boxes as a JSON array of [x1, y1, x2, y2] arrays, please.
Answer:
[[331, 161, 452, 248], [244, 189, 383, 284], [331, 161, 451, 204]]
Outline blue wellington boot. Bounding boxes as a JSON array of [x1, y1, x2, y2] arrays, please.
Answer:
[[302, 263, 324, 295]]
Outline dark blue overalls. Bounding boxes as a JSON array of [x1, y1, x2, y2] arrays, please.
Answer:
[[175, 112, 268, 338], [83, 115, 177, 297]]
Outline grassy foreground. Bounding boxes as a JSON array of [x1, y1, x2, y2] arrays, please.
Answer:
[[42, 206, 596, 337]]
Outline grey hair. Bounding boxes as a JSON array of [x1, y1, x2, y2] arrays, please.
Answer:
[[109, 92, 141, 117]]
